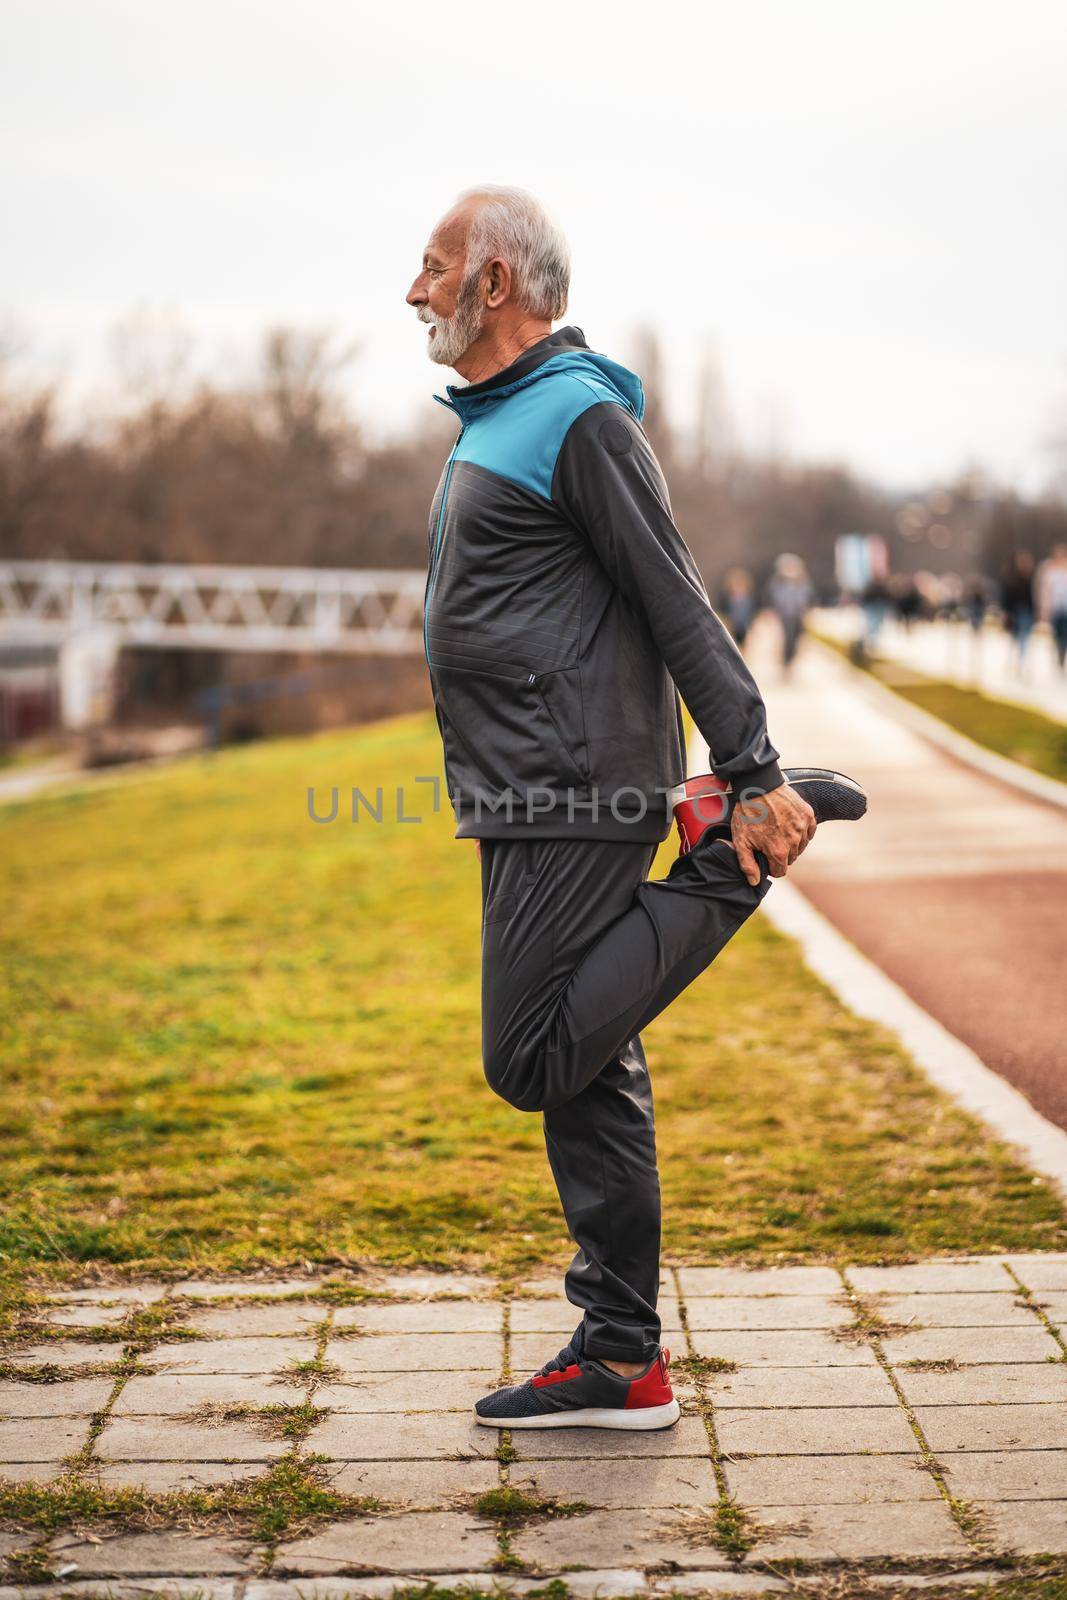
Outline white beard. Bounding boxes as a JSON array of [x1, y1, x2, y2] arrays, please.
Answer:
[[417, 278, 485, 368]]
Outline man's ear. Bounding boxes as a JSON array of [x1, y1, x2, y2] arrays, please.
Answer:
[[484, 256, 512, 309]]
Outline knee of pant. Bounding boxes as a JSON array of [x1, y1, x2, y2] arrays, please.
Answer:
[[482, 1048, 546, 1114]]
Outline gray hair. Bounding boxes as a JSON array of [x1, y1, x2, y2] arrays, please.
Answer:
[[457, 185, 570, 322]]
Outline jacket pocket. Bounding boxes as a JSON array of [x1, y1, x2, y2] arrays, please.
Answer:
[[528, 668, 591, 787]]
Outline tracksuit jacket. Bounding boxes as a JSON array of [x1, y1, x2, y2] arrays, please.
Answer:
[[423, 325, 783, 841]]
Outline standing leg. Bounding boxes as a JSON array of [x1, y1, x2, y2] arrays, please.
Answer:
[[481, 835, 662, 1361]]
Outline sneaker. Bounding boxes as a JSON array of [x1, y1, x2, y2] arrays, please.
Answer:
[[670, 767, 867, 854], [474, 1338, 680, 1431]]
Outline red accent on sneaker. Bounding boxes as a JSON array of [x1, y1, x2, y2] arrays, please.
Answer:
[[624, 1346, 675, 1410], [670, 774, 731, 854], [531, 1362, 582, 1389]]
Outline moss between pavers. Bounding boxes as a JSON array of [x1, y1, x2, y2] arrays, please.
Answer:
[[0, 1456, 383, 1554]]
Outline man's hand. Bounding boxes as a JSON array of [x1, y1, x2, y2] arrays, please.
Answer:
[[730, 782, 816, 886], [475, 840, 481, 861]]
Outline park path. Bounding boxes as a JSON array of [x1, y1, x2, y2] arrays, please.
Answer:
[[745, 628, 1067, 1132], [815, 608, 1067, 725], [1, 1262, 1065, 1591]]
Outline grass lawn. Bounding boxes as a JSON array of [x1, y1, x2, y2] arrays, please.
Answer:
[[2, 707, 1064, 1328], [816, 632, 1067, 783]]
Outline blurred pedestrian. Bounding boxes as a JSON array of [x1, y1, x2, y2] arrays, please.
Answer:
[[767, 553, 813, 674], [1001, 551, 1036, 675], [892, 573, 922, 631], [1036, 543, 1067, 673], [719, 567, 756, 650]]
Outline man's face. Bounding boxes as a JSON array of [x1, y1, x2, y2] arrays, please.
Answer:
[[406, 204, 486, 368]]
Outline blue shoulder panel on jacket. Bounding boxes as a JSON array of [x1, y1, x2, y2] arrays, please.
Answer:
[[454, 374, 625, 502]]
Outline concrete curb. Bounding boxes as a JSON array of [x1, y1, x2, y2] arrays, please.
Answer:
[[760, 876, 1067, 1201], [810, 635, 1067, 814]]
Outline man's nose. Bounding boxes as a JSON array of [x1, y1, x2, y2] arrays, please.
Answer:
[[406, 278, 427, 306]]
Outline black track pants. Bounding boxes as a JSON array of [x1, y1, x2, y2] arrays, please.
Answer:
[[479, 831, 771, 1364]]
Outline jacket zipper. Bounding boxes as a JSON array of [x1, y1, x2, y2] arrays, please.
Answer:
[[423, 429, 465, 666]]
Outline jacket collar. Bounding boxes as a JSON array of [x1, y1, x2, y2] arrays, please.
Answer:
[[434, 326, 590, 421]]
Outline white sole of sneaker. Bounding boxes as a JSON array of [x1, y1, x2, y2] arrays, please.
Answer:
[[474, 1398, 682, 1430]]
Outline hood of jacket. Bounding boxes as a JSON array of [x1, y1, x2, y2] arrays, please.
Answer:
[[434, 325, 645, 426]]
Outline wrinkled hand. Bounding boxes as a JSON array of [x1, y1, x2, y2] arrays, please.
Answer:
[[730, 782, 816, 886]]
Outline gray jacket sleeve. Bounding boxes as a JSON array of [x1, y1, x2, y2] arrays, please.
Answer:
[[552, 401, 784, 796]]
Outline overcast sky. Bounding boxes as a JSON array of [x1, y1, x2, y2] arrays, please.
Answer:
[[2, 0, 1066, 492]]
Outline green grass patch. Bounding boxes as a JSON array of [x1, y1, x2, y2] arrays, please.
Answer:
[[0, 706, 1063, 1329]]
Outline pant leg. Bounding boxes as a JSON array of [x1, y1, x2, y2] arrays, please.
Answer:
[[543, 1032, 663, 1362], [481, 835, 661, 1362], [481, 832, 770, 1116]]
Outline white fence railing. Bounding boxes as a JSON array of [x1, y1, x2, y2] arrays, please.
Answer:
[[0, 560, 427, 655]]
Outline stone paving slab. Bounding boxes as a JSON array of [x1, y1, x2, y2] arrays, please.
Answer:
[[54, 1286, 166, 1307], [370, 1272, 496, 1298], [0, 1461, 63, 1483], [511, 1456, 719, 1507], [3, 1586, 238, 1600], [329, 1332, 502, 1373], [675, 1266, 841, 1295], [48, 1302, 131, 1328], [973, 1499, 1067, 1554], [0, 1377, 113, 1416], [316, 1370, 499, 1413], [511, 1415, 710, 1459], [49, 1528, 249, 1575], [916, 1400, 1066, 1452], [0, 1416, 88, 1460], [111, 1371, 288, 1414], [1006, 1253, 1067, 1290], [895, 1360, 1067, 1406], [0, 1340, 121, 1370], [94, 1460, 269, 1491], [848, 1261, 1015, 1293], [724, 1452, 938, 1505], [326, 1458, 498, 1505], [688, 1328, 878, 1366], [305, 1412, 497, 1460], [171, 1277, 328, 1298], [716, 1404, 919, 1456], [707, 1365, 896, 1408], [513, 1508, 732, 1572], [184, 1303, 325, 1336], [684, 1295, 850, 1331], [939, 1448, 1067, 1500], [749, 1500, 972, 1558], [879, 1323, 1062, 1364], [871, 1291, 1037, 1328], [150, 1337, 317, 1374], [275, 1510, 498, 1574], [96, 1414, 284, 1461], [333, 1301, 503, 1334], [1038, 1291, 1067, 1330]]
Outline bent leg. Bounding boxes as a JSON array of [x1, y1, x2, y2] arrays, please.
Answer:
[[482, 833, 770, 1116]]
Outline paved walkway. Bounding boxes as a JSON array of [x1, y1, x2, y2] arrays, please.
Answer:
[[1, 1263, 1065, 1594], [746, 630, 1067, 1132], [814, 608, 1067, 725]]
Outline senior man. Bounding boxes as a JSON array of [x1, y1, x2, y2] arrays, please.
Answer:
[[406, 186, 865, 1431]]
